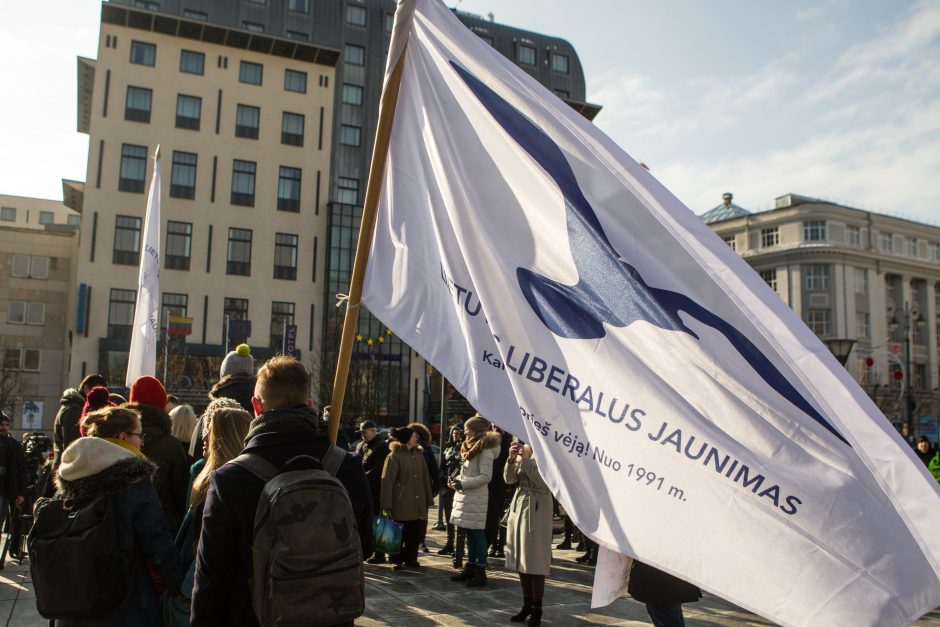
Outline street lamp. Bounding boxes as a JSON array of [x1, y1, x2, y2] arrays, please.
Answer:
[[824, 338, 856, 367], [888, 302, 925, 441]]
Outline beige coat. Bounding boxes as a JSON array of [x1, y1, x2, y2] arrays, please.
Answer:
[[380, 442, 433, 521], [503, 456, 553, 576], [449, 434, 500, 530]]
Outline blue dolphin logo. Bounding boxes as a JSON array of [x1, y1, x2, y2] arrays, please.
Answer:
[[450, 62, 849, 448]]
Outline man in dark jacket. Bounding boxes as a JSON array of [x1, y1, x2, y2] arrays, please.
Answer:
[[191, 356, 373, 627], [355, 418, 390, 563], [0, 414, 24, 519], [127, 376, 189, 533], [51, 373, 107, 470]]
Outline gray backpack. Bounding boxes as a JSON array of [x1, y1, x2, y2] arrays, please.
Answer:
[[231, 447, 364, 626]]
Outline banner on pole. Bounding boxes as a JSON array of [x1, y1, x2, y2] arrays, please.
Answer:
[[360, 2, 940, 625]]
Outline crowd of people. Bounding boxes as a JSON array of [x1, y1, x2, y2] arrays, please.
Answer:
[[11, 344, 939, 627]]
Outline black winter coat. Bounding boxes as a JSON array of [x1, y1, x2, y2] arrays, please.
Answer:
[[628, 561, 702, 605], [127, 403, 189, 533], [208, 374, 256, 412], [190, 426, 374, 627], [0, 436, 22, 499], [356, 436, 390, 512], [52, 388, 84, 470]]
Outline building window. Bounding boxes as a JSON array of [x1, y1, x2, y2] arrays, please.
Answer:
[[130, 40, 156, 66], [286, 30, 308, 41], [227, 228, 252, 276], [68, 214, 81, 226], [517, 44, 536, 66], [239, 61, 263, 85], [855, 268, 868, 294], [274, 233, 298, 280], [1, 207, 14, 221], [11, 254, 29, 277], [124, 86, 152, 123], [552, 53, 569, 74], [161, 293, 188, 333], [224, 298, 249, 325], [929, 242, 940, 261], [336, 177, 359, 205], [804, 265, 830, 291], [231, 160, 256, 206], [281, 112, 305, 146], [846, 224, 861, 246], [7, 301, 25, 324], [341, 84, 365, 107], [478, 34, 495, 46], [30, 256, 49, 279], [880, 232, 893, 252], [242, 21, 265, 33], [803, 220, 826, 241], [288, 0, 309, 13], [135, 1, 160, 9], [176, 94, 201, 130], [38, 211, 55, 225], [108, 288, 136, 341], [759, 269, 777, 292], [340, 124, 361, 147], [277, 166, 302, 212], [8, 301, 44, 325], [722, 234, 736, 250], [344, 44, 365, 66], [113, 215, 142, 265], [180, 49, 205, 74], [856, 312, 870, 340], [183, 9, 208, 20], [21, 349, 40, 372], [553, 88, 570, 99], [904, 237, 918, 256], [760, 227, 779, 248], [284, 69, 307, 93], [170, 151, 197, 199], [2, 348, 20, 371], [270, 301, 295, 349], [165, 221, 192, 270], [119, 143, 148, 193], [235, 104, 260, 139], [346, 5, 367, 26], [806, 309, 832, 337]]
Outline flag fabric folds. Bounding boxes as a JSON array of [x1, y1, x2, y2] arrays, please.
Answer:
[[360, 1, 940, 626], [125, 149, 161, 387], [168, 315, 193, 337]]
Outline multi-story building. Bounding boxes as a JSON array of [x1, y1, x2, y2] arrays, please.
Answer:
[[105, 0, 599, 425], [0, 194, 80, 435], [702, 192, 940, 440], [69, 3, 338, 399]]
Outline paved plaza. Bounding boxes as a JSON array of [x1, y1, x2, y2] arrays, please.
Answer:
[[1, 517, 938, 627]]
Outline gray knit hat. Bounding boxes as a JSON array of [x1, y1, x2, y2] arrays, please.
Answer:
[[220, 343, 254, 378]]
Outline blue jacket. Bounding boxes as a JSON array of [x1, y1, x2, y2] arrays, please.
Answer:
[[190, 425, 374, 627]]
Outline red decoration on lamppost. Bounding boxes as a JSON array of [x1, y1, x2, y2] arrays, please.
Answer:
[[893, 369, 904, 381]]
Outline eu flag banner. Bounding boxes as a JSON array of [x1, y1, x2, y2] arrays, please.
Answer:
[[126, 147, 161, 387], [360, 1, 940, 625]]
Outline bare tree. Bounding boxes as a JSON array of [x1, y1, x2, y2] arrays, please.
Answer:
[[0, 341, 24, 417]]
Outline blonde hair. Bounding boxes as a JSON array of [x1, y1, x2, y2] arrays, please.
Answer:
[[190, 401, 251, 507], [169, 404, 198, 444], [82, 406, 140, 439]]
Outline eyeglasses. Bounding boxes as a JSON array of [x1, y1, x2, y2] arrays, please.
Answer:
[[125, 431, 146, 441]]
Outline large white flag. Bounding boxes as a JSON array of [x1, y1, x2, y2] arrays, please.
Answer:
[[362, 2, 940, 626], [125, 148, 161, 387]]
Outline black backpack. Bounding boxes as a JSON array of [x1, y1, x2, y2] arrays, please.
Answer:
[[231, 446, 364, 626], [27, 495, 128, 619]]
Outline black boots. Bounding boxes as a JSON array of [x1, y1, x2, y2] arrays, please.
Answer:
[[528, 601, 542, 626], [450, 563, 474, 582], [466, 565, 487, 587], [555, 538, 572, 550], [452, 528, 465, 569], [438, 524, 455, 555], [510, 599, 532, 622]]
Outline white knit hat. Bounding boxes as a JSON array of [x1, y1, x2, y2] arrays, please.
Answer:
[[58, 437, 136, 482], [220, 343, 254, 378]]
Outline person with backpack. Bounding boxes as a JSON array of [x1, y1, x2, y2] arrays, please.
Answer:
[[165, 399, 251, 627], [380, 427, 433, 569], [127, 376, 190, 533], [30, 406, 183, 626], [190, 355, 374, 627]]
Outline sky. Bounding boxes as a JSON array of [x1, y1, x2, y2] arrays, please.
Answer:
[[1, 0, 938, 223]]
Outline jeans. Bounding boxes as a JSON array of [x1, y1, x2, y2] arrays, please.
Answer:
[[466, 528, 488, 566], [645, 603, 686, 627]]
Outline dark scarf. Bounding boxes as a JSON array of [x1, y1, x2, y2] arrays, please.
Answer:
[[245, 404, 320, 443]]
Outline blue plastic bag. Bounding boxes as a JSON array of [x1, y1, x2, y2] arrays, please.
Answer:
[[373, 515, 403, 555]]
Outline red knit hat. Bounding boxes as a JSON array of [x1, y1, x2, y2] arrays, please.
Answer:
[[129, 375, 168, 409]]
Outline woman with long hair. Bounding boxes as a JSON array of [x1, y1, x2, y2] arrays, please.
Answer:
[[165, 398, 251, 627], [448, 414, 500, 587], [44, 406, 183, 626], [169, 405, 199, 461]]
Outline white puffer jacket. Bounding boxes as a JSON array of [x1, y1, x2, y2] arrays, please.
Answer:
[[449, 435, 501, 530]]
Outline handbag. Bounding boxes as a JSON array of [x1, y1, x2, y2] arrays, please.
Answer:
[[373, 515, 404, 555]]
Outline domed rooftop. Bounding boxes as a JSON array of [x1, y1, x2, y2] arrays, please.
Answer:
[[700, 192, 751, 224]]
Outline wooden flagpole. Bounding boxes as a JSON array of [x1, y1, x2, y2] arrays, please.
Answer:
[[327, 47, 409, 445]]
